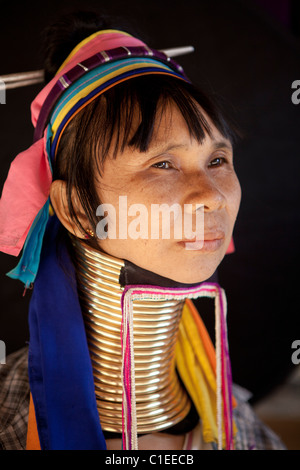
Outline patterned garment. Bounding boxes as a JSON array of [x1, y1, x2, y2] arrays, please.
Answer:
[[0, 347, 30, 450], [0, 347, 286, 450]]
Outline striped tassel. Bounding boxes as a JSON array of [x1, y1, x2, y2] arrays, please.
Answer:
[[120, 288, 138, 450], [215, 285, 234, 449], [120, 282, 234, 450]]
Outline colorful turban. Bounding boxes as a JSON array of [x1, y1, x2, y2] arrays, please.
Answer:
[[0, 30, 190, 287]]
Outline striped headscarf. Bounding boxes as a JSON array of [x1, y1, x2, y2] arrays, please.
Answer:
[[0, 29, 189, 287]]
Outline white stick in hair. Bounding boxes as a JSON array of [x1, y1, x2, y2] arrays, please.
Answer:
[[0, 46, 194, 89]]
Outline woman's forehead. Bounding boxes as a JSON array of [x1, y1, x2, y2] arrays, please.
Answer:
[[107, 132, 232, 169], [97, 88, 234, 165], [128, 105, 233, 156], [150, 105, 232, 149]]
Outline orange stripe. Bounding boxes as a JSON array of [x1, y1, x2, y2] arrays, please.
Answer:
[[25, 300, 235, 448], [53, 71, 186, 159], [26, 393, 41, 450], [186, 298, 216, 372], [185, 298, 237, 408]]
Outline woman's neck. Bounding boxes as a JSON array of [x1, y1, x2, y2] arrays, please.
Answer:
[[71, 237, 192, 435]]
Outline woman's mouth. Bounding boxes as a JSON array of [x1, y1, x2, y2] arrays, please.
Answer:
[[177, 232, 225, 251]]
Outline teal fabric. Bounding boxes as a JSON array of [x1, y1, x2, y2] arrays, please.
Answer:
[[7, 200, 50, 287], [6, 127, 53, 287]]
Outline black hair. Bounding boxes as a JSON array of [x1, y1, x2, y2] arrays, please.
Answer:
[[42, 10, 143, 83], [43, 11, 238, 241]]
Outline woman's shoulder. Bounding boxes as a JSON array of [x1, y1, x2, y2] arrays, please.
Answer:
[[232, 384, 287, 450], [0, 346, 30, 450], [0, 347, 288, 451]]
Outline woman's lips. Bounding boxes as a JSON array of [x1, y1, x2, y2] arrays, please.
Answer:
[[177, 232, 225, 251]]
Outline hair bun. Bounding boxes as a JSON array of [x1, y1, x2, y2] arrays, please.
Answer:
[[42, 10, 115, 82]]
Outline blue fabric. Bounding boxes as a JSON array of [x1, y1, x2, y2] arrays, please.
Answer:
[[28, 215, 106, 449], [50, 65, 182, 161], [49, 58, 175, 124], [7, 60, 184, 288], [6, 128, 53, 288], [7, 201, 50, 288]]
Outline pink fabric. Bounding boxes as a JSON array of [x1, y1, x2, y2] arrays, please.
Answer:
[[31, 32, 146, 126], [0, 31, 144, 258], [0, 134, 52, 255], [0, 29, 235, 259], [226, 237, 235, 254]]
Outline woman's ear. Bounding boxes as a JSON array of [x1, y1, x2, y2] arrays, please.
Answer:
[[50, 180, 90, 239]]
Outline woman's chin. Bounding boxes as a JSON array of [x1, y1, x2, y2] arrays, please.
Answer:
[[167, 271, 216, 285], [147, 263, 218, 285]]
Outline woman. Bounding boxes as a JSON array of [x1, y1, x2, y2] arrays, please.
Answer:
[[0, 11, 286, 450]]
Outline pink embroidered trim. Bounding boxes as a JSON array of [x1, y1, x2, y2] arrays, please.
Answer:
[[120, 282, 234, 450]]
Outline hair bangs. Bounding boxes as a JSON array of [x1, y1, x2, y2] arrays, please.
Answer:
[[90, 75, 236, 166], [54, 73, 238, 235]]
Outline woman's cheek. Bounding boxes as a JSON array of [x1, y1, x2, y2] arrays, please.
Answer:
[[220, 172, 241, 219], [230, 175, 242, 218]]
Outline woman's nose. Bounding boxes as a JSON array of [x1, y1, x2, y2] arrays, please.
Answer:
[[182, 171, 226, 213]]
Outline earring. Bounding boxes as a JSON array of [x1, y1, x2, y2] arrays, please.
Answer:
[[85, 228, 95, 239]]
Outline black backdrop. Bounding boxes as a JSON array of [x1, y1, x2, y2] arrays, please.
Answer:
[[0, 0, 299, 404]]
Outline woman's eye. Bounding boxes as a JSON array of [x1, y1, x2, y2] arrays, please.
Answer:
[[152, 161, 172, 170], [209, 157, 227, 167]]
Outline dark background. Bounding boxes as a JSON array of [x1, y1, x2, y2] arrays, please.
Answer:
[[0, 0, 299, 411]]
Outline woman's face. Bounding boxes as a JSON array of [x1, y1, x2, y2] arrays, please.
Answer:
[[95, 103, 241, 283]]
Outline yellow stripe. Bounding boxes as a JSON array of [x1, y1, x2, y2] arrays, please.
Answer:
[[53, 71, 186, 159], [181, 304, 217, 392], [51, 61, 171, 137], [57, 30, 133, 73], [176, 301, 237, 447], [176, 314, 218, 443]]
